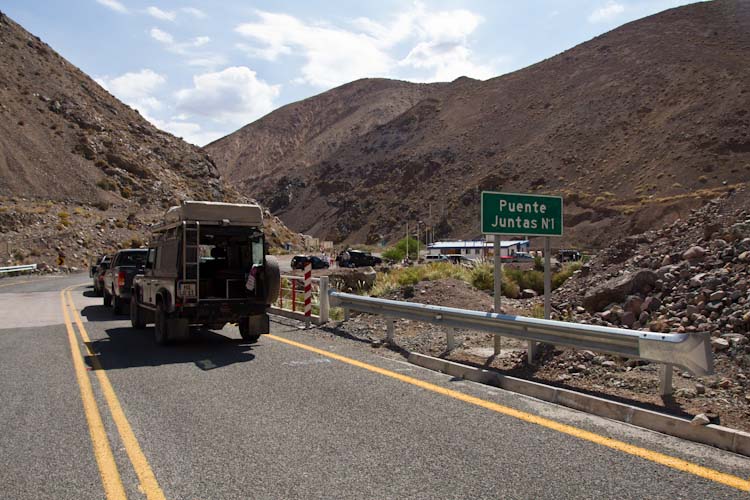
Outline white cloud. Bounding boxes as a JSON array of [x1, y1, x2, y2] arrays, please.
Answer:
[[175, 66, 280, 129], [96, 0, 127, 14], [150, 27, 174, 44], [95, 69, 166, 115], [150, 28, 224, 68], [235, 3, 497, 86], [588, 1, 626, 23], [151, 118, 223, 146], [146, 6, 176, 22], [181, 7, 207, 19]]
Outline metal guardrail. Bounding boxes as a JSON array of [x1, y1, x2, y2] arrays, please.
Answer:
[[0, 264, 37, 274], [328, 290, 713, 396]]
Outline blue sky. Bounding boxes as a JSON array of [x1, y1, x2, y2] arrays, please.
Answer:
[[2, 0, 702, 146]]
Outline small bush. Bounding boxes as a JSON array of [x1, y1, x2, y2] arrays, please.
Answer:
[[381, 236, 420, 261], [552, 262, 583, 289], [533, 254, 544, 272], [120, 186, 132, 198], [94, 200, 110, 211], [96, 178, 117, 191], [58, 211, 71, 227], [115, 220, 125, 228], [505, 268, 544, 294]]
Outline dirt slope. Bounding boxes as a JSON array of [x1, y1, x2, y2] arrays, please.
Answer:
[[209, 0, 750, 247], [0, 11, 298, 267]]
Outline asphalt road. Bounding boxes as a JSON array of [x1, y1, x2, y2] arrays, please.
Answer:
[[1, 274, 750, 499]]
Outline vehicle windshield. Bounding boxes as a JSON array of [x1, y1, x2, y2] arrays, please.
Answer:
[[118, 251, 147, 266]]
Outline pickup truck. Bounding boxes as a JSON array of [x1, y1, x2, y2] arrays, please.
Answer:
[[103, 249, 148, 314], [130, 201, 281, 345], [92, 255, 112, 296]]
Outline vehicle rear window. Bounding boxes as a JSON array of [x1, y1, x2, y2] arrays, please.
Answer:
[[118, 251, 147, 266]]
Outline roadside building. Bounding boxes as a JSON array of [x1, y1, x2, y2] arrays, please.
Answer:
[[427, 239, 530, 258]]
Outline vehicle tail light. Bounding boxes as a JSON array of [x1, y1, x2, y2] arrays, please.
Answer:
[[118, 271, 126, 287]]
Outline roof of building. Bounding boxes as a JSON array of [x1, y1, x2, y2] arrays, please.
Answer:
[[428, 240, 529, 249]]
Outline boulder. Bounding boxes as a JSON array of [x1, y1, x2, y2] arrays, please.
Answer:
[[520, 289, 537, 299], [623, 295, 643, 315], [582, 269, 657, 313], [682, 246, 706, 261]]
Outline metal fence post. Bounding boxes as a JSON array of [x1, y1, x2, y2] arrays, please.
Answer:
[[386, 320, 395, 344], [446, 328, 457, 351], [659, 364, 674, 397], [319, 276, 330, 324]]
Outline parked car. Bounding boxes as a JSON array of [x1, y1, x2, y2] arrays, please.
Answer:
[[103, 249, 148, 314], [291, 255, 329, 270], [424, 254, 449, 263], [336, 249, 382, 268], [511, 252, 534, 262], [130, 201, 280, 345], [92, 255, 112, 296]]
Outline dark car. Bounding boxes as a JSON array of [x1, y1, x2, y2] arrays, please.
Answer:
[[103, 249, 148, 314], [92, 255, 112, 296], [336, 249, 382, 268], [291, 255, 330, 270]]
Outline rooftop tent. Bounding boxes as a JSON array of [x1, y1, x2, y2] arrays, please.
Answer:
[[163, 201, 263, 226]]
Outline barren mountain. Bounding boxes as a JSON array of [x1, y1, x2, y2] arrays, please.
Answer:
[[209, 0, 750, 247], [0, 11, 298, 269], [207, 78, 442, 212]]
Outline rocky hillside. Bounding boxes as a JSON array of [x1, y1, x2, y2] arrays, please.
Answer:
[[209, 0, 750, 247], [206, 78, 442, 212], [0, 11, 299, 269]]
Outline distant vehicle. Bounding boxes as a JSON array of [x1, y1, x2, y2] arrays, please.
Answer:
[[103, 249, 148, 314], [425, 254, 449, 263], [130, 201, 280, 345], [336, 249, 382, 268], [92, 255, 112, 296], [558, 249, 582, 262], [511, 252, 534, 262], [89, 255, 106, 278], [291, 255, 329, 270]]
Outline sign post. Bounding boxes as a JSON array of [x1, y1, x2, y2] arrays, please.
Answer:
[[481, 191, 563, 363]]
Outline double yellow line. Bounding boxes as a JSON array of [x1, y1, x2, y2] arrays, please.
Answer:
[[61, 285, 165, 500]]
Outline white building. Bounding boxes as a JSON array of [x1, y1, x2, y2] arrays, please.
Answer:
[[427, 239, 530, 258]]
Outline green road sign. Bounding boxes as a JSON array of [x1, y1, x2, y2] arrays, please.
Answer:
[[481, 191, 563, 236]]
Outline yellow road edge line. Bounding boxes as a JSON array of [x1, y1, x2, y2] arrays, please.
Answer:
[[66, 289, 167, 500], [266, 333, 750, 492], [60, 290, 127, 500]]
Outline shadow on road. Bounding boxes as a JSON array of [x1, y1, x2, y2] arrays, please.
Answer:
[[80, 304, 125, 321], [84, 325, 256, 371]]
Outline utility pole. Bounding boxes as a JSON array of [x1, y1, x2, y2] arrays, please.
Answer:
[[406, 221, 409, 262]]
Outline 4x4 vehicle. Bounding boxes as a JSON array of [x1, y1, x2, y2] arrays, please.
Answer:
[[336, 249, 382, 268], [130, 201, 281, 345], [92, 255, 111, 296], [558, 249, 582, 262], [103, 249, 148, 314], [291, 255, 329, 270]]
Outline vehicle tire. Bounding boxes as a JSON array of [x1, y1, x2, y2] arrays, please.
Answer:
[[113, 295, 125, 315], [103, 289, 112, 307], [154, 302, 169, 345], [262, 256, 281, 306], [238, 316, 261, 343], [130, 295, 147, 329]]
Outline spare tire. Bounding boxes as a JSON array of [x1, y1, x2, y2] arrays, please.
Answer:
[[262, 256, 281, 306]]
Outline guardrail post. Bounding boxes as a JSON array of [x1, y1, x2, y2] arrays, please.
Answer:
[[659, 364, 674, 397], [343, 308, 350, 322], [446, 328, 457, 352], [386, 320, 395, 345], [319, 276, 329, 324], [493, 334, 501, 356]]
